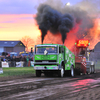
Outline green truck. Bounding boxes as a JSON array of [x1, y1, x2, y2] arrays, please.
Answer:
[[34, 44, 75, 77]]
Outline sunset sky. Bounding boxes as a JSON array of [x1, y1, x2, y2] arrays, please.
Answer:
[[0, 0, 82, 41]]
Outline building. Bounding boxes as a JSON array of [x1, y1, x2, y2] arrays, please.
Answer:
[[0, 41, 25, 54], [94, 42, 100, 52], [94, 42, 100, 59], [89, 42, 100, 61]]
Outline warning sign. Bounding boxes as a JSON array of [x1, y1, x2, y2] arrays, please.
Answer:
[[2, 61, 9, 68], [0, 68, 3, 74]]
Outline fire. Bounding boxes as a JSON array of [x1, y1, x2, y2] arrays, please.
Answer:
[[35, 17, 100, 51], [85, 18, 100, 49], [43, 32, 62, 44], [35, 23, 79, 52]]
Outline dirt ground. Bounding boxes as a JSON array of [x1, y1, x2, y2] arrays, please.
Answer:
[[0, 70, 100, 100]]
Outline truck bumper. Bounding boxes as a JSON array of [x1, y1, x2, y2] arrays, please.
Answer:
[[34, 66, 59, 70]]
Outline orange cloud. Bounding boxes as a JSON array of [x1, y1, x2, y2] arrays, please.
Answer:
[[0, 14, 40, 41]]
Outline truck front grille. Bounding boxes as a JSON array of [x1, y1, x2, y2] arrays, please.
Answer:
[[41, 55, 50, 60]]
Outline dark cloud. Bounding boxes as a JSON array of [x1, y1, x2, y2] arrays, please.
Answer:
[[35, 0, 100, 45], [35, 4, 74, 44], [35, 1, 93, 43]]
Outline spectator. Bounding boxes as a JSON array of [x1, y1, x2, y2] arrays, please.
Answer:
[[6, 54, 11, 61], [0, 56, 1, 68], [1, 56, 4, 61], [6, 54, 11, 67], [3, 57, 6, 61], [11, 56, 16, 67], [26, 56, 29, 67], [23, 56, 27, 67]]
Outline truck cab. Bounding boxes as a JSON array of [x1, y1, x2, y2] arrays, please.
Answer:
[[34, 44, 75, 77]]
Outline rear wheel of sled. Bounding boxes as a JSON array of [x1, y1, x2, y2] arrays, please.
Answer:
[[92, 65, 95, 74], [36, 70, 41, 77], [87, 67, 92, 74], [89, 67, 92, 74]]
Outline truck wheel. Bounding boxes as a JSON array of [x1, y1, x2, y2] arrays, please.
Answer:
[[58, 68, 64, 77], [71, 66, 75, 77], [36, 70, 41, 77], [61, 68, 64, 77]]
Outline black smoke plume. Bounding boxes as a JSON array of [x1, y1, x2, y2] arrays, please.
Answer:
[[35, 4, 74, 44]]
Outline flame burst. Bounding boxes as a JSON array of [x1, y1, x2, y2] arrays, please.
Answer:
[[36, 18, 100, 52], [85, 18, 100, 49], [35, 0, 100, 51]]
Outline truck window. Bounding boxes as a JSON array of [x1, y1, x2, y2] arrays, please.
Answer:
[[36, 46, 57, 54], [59, 47, 64, 53]]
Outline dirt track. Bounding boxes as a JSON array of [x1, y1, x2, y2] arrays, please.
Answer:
[[0, 70, 100, 100]]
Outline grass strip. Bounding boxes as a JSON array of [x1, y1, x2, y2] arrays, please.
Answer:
[[0, 67, 35, 77]]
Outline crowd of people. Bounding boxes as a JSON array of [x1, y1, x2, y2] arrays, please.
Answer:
[[0, 54, 34, 67]]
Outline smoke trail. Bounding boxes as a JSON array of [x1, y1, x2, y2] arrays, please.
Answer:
[[35, 0, 100, 50], [35, 4, 74, 44]]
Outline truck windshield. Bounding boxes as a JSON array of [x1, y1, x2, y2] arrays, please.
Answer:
[[35, 46, 57, 54]]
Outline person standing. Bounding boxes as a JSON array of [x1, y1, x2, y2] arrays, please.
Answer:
[[0, 56, 3, 74], [26, 56, 29, 67]]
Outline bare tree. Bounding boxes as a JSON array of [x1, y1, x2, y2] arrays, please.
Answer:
[[36, 35, 42, 45], [21, 36, 35, 52]]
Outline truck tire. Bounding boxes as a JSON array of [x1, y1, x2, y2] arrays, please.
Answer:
[[58, 67, 64, 77], [71, 66, 75, 77], [61, 68, 64, 77], [36, 70, 41, 77], [86, 67, 91, 75]]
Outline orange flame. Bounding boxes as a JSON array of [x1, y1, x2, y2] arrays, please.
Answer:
[[85, 18, 100, 49], [35, 18, 100, 51]]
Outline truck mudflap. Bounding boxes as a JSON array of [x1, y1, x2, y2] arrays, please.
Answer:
[[34, 66, 59, 70]]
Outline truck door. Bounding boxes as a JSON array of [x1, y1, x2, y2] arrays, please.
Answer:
[[59, 46, 64, 61]]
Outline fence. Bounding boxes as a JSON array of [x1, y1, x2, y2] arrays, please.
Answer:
[[1, 61, 34, 68]]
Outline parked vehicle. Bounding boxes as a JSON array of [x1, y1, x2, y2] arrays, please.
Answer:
[[20, 52, 29, 56], [10, 52, 18, 57]]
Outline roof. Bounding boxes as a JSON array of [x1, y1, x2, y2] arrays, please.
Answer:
[[94, 42, 100, 52], [0, 41, 24, 47]]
